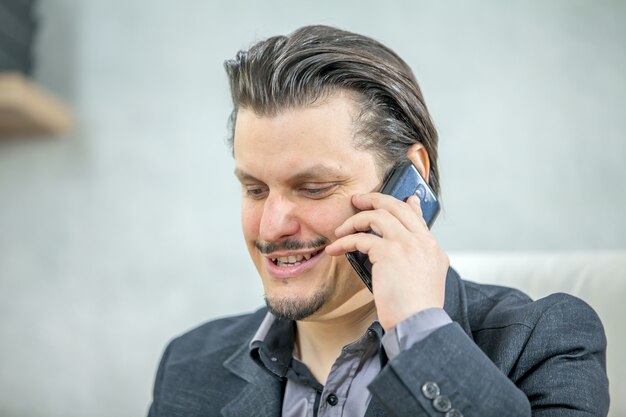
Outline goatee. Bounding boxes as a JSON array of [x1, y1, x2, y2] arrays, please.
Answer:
[[265, 288, 327, 321]]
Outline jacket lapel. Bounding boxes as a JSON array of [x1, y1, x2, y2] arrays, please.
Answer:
[[364, 396, 390, 417], [221, 339, 283, 417], [443, 267, 473, 339]]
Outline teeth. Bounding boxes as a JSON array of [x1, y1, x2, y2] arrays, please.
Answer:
[[271, 250, 318, 267]]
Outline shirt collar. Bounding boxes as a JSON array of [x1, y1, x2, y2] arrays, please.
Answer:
[[249, 311, 387, 378], [249, 312, 295, 378]]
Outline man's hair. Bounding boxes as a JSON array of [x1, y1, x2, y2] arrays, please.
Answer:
[[224, 25, 440, 195]]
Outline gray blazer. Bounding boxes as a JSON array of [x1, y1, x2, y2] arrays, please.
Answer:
[[148, 269, 609, 416]]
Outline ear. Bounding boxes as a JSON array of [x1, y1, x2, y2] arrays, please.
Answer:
[[407, 143, 430, 182]]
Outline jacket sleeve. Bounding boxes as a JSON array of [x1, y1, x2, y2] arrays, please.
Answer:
[[368, 295, 609, 417]]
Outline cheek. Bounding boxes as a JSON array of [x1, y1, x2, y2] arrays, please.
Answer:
[[302, 199, 356, 240], [241, 201, 261, 242]]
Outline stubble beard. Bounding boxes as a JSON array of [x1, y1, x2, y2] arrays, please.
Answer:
[[265, 285, 328, 321]]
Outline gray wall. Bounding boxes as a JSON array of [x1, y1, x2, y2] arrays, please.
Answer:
[[0, 1, 624, 416]]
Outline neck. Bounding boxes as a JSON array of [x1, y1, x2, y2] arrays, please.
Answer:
[[294, 289, 377, 384]]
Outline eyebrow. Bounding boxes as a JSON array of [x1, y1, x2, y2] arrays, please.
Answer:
[[234, 164, 347, 183]]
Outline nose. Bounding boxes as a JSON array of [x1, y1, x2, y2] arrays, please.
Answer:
[[258, 192, 300, 242]]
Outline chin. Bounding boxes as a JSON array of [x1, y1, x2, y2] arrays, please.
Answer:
[[264, 283, 329, 321]]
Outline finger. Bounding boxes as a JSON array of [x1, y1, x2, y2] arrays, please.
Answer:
[[325, 232, 381, 256], [406, 195, 428, 228], [352, 192, 425, 232], [354, 192, 424, 219], [334, 208, 406, 239]]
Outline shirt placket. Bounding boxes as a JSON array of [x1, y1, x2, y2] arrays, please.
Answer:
[[317, 330, 377, 417]]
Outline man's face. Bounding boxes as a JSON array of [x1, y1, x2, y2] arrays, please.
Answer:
[[233, 93, 380, 321]]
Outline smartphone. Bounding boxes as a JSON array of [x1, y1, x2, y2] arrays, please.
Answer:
[[345, 162, 440, 291]]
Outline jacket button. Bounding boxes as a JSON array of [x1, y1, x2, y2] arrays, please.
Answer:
[[445, 409, 463, 417], [327, 393, 338, 406], [421, 381, 440, 399], [432, 395, 452, 412]]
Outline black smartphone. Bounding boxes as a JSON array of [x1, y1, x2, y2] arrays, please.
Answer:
[[345, 162, 440, 291]]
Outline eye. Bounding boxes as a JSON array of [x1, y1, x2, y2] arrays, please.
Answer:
[[244, 184, 268, 199], [299, 184, 336, 198]]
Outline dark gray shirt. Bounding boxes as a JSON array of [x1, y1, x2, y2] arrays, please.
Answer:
[[249, 308, 452, 417]]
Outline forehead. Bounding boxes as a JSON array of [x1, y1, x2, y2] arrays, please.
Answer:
[[233, 94, 377, 179], [234, 93, 358, 147]]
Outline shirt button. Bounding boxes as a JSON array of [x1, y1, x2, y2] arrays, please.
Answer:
[[421, 381, 440, 399], [326, 393, 338, 406], [433, 395, 452, 412], [446, 409, 463, 417]]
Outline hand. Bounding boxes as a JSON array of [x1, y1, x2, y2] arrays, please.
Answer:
[[325, 192, 449, 331]]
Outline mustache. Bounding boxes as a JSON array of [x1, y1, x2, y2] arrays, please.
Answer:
[[255, 236, 330, 254]]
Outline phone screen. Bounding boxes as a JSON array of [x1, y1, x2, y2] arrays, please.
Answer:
[[345, 162, 440, 291]]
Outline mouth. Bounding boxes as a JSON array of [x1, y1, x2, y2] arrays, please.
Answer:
[[263, 248, 325, 279], [269, 249, 323, 267]]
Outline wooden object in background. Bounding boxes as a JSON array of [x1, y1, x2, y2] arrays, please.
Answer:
[[0, 72, 71, 137]]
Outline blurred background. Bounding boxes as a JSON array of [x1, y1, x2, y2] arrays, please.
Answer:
[[0, 0, 624, 416]]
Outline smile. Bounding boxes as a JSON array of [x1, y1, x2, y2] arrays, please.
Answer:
[[271, 250, 322, 267], [264, 248, 325, 279]]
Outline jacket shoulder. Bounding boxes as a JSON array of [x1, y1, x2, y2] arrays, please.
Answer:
[[166, 307, 268, 363], [462, 279, 601, 332]]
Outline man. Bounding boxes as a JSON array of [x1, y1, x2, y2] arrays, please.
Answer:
[[148, 25, 609, 416]]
